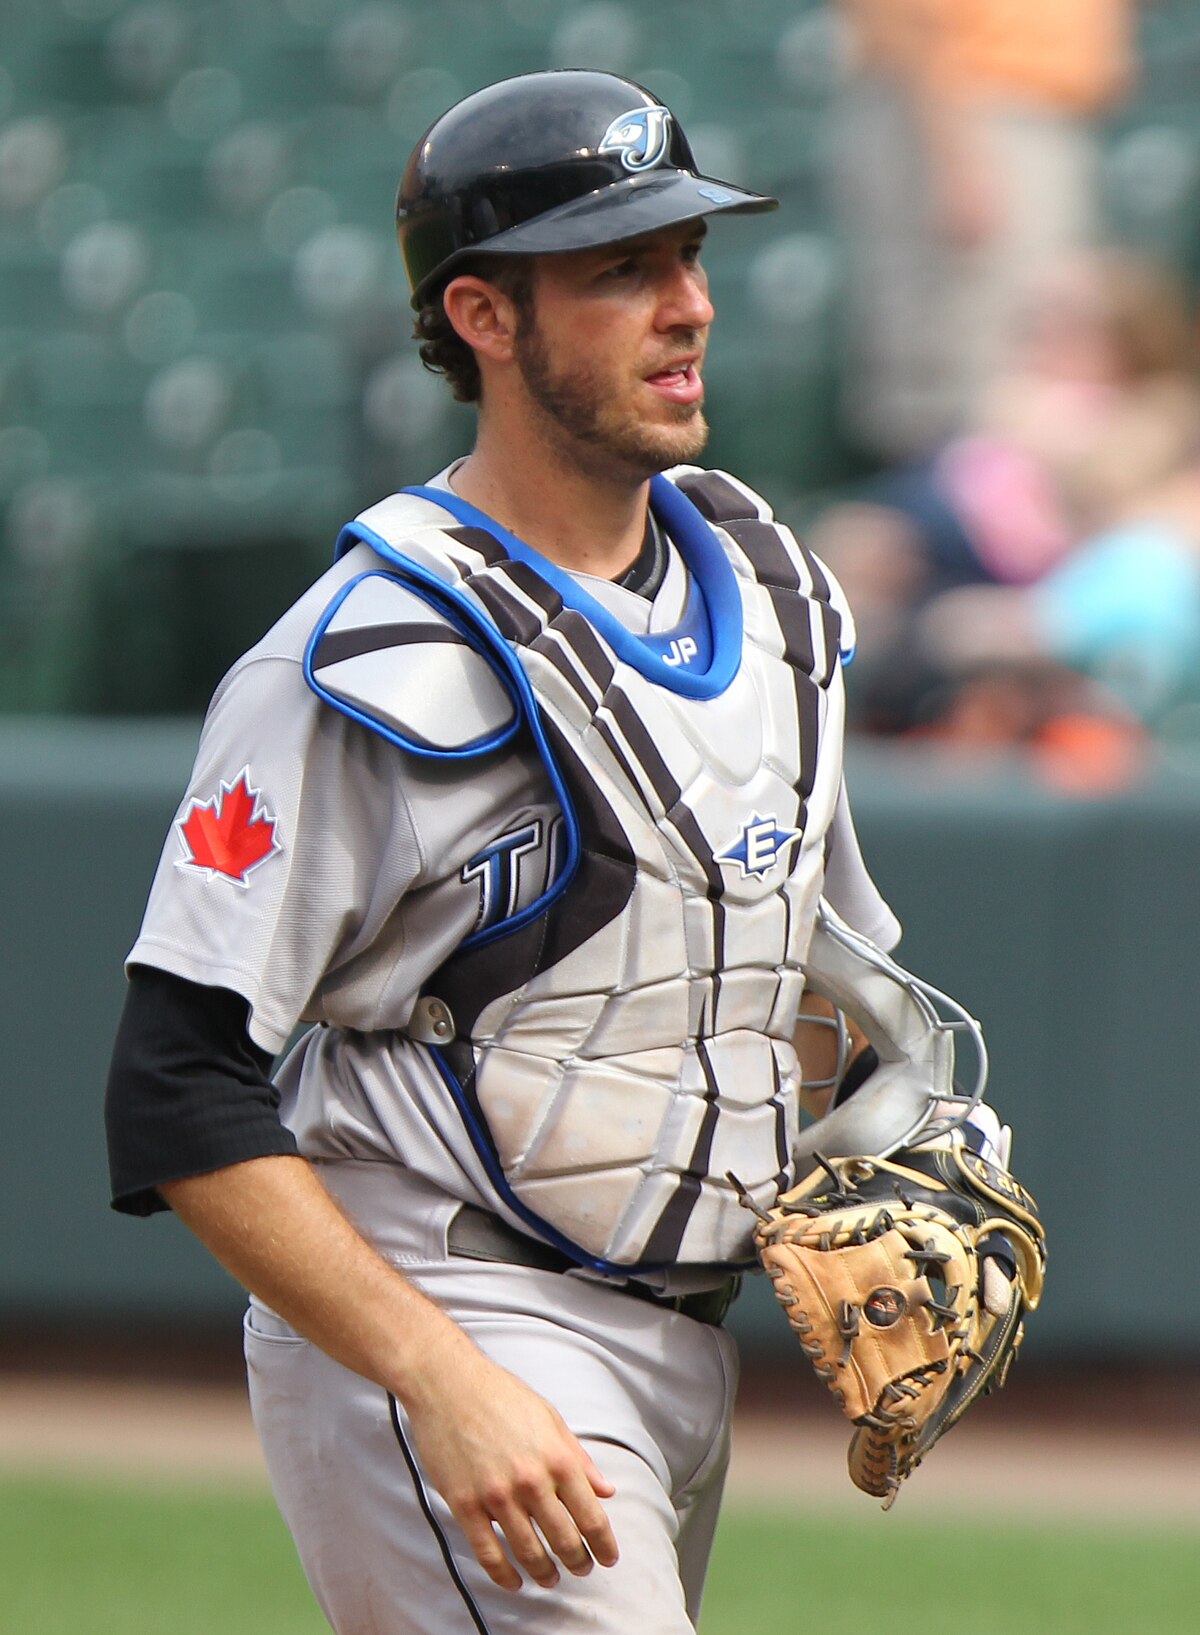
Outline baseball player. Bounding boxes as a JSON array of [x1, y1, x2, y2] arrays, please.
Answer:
[[105, 71, 902, 1635]]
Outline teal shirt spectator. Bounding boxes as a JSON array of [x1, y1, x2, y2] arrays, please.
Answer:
[[1034, 519, 1200, 720]]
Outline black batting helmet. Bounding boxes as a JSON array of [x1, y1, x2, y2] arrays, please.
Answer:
[[396, 70, 777, 308]]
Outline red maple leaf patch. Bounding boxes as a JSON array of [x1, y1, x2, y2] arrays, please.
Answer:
[[177, 771, 281, 884]]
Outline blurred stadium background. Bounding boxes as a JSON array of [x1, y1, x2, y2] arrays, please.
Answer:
[[4, 0, 1200, 715], [2, 1, 1199, 1383]]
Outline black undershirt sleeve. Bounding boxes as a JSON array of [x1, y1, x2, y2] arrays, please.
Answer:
[[105, 964, 300, 1218]]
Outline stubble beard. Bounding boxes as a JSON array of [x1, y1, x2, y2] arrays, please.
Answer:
[[514, 324, 709, 480]]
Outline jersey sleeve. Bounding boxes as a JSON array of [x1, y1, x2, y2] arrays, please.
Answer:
[[105, 966, 295, 1215], [822, 777, 901, 952], [128, 651, 424, 1054], [801, 532, 890, 942]]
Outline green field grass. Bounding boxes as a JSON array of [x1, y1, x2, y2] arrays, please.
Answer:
[[2, 1472, 1195, 1635]]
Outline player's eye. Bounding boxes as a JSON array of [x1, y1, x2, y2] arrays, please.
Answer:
[[600, 256, 639, 281]]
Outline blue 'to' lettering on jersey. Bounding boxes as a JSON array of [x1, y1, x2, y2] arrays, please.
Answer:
[[462, 821, 546, 933]]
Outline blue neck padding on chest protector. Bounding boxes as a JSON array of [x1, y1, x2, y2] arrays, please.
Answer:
[[399, 473, 744, 699]]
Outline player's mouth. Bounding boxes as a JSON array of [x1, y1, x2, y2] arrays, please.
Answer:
[[644, 359, 703, 405]]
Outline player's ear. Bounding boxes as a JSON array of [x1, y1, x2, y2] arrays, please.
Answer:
[[442, 275, 520, 367]]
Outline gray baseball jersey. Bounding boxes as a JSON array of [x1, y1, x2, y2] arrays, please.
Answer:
[[130, 462, 900, 1634], [129, 463, 897, 1277]]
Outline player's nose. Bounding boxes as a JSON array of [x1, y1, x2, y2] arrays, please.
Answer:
[[655, 261, 715, 332]]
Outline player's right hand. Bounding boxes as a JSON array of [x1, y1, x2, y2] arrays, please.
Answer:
[[401, 1332, 619, 1593]]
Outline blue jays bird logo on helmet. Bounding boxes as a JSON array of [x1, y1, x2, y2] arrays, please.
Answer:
[[598, 105, 673, 172]]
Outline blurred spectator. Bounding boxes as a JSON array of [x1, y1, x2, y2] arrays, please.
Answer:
[[903, 658, 1152, 797], [829, 0, 1136, 462], [919, 455, 1200, 740], [810, 246, 1200, 751]]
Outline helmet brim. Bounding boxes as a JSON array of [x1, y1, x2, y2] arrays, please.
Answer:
[[410, 170, 777, 307]]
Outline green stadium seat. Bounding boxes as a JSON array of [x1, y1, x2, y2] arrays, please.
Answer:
[[27, 330, 151, 476], [0, 239, 66, 326], [182, 232, 308, 332]]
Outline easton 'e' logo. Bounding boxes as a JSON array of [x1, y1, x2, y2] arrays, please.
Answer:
[[715, 813, 803, 879], [598, 105, 673, 172]]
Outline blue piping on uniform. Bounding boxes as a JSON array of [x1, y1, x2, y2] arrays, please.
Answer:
[[400, 473, 745, 699], [304, 571, 523, 761]]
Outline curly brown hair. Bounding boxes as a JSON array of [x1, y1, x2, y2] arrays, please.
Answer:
[[413, 256, 536, 404]]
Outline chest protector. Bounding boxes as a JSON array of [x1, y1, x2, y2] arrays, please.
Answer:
[[308, 469, 851, 1273]]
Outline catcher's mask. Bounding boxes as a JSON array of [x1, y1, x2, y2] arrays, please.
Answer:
[[396, 70, 777, 307]]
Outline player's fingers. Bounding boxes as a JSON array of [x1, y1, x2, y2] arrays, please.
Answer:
[[524, 1493, 598, 1579], [456, 1509, 523, 1593], [556, 1467, 620, 1568], [580, 1445, 617, 1499], [489, 1504, 561, 1589]]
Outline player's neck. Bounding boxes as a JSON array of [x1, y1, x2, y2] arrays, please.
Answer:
[[451, 436, 651, 583]]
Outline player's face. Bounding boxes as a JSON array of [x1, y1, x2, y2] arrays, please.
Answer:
[[513, 222, 715, 480]]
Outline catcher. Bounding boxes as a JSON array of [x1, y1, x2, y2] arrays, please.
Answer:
[[742, 904, 1046, 1507]]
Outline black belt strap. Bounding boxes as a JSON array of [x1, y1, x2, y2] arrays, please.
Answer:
[[447, 1203, 741, 1326]]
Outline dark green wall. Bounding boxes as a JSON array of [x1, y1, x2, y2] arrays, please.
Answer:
[[2, 722, 1196, 1360]]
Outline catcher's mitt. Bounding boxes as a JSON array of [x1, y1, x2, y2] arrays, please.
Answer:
[[743, 1127, 1045, 1506]]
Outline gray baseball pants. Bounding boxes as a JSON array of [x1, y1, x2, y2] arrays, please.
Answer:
[[244, 1161, 740, 1634]]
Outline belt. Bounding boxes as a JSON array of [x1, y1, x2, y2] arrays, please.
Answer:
[[447, 1203, 741, 1327]]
